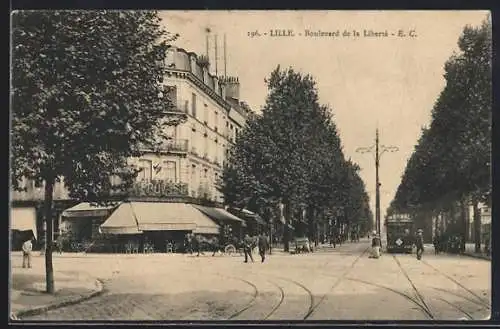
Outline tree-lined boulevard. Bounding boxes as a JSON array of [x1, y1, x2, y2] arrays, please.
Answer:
[[10, 10, 491, 321], [15, 241, 490, 321]]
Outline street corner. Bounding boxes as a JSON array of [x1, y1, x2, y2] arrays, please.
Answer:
[[10, 270, 104, 320]]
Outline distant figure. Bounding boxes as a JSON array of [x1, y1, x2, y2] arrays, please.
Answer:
[[433, 234, 440, 255], [22, 237, 33, 268], [258, 233, 269, 263], [56, 234, 64, 254], [369, 231, 381, 259], [243, 234, 254, 263], [415, 229, 424, 260]]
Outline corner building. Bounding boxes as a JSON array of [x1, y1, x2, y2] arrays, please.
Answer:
[[128, 46, 251, 203], [10, 46, 254, 254]]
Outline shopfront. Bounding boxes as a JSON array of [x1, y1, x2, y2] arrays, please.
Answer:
[[10, 207, 38, 251], [99, 201, 220, 253]]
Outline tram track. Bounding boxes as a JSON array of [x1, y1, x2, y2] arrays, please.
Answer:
[[435, 296, 474, 320], [262, 280, 285, 320], [421, 260, 490, 309], [344, 276, 434, 319], [220, 275, 259, 319], [303, 246, 370, 319], [392, 254, 489, 320], [392, 255, 435, 319], [431, 286, 490, 310], [269, 276, 315, 319], [221, 244, 368, 320]]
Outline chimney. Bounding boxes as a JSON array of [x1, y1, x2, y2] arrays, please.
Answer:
[[224, 76, 240, 101], [219, 77, 227, 99]]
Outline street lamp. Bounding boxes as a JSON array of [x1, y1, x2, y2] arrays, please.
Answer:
[[356, 128, 398, 237]]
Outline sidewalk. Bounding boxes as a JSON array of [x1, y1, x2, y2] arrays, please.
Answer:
[[463, 243, 491, 260], [10, 258, 104, 320]]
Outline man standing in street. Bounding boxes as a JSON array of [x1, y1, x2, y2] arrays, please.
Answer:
[[22, 237, 33, 268], [243, 234, 254, 263], [415, 229, 424, 260], [258, 233, 269, 263]]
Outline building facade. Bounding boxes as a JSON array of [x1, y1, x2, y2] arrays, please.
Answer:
[[10, 46, 253, 252], [128, 46, 251, 203]]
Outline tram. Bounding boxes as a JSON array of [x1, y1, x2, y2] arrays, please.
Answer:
[[385, 213, 414, 254]]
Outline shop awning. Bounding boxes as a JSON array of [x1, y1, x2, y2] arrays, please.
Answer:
[[132, 202, 219, 234], [62, 202, 120, 218], [192, 205, 246, 227], [100, 203, 142, 235], [230, 208, 267, 226], [10, 207, 38, 239], [100, 202, 220, 235]]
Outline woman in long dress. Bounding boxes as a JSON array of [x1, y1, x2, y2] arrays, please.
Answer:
[[370, 231, 381, 258]]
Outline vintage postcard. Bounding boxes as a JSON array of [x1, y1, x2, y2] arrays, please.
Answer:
[[10, 10, 491, 322]]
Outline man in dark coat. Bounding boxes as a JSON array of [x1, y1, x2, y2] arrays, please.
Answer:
[[415, 229, 424, 260], [258, 233, 269, 263], [243, 234, 254, 263]]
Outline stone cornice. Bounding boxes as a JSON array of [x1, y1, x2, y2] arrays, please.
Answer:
[[165, 69, 231, 112]]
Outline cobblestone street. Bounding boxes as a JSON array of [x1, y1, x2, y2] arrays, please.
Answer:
[[12, 239, 490, 321]]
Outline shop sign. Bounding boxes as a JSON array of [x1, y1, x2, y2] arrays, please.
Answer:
[[129, 180, 189, 197]]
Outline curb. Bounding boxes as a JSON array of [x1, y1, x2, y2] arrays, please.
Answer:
[[12, 279, 104, 320], [463, 252, 491, 261]]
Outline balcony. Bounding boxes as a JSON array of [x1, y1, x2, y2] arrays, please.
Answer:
[[139, 139, 188, 154], [162, 139, 188, 153]]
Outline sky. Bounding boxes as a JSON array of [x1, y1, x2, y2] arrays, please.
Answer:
[[158, 10, 489, 222]]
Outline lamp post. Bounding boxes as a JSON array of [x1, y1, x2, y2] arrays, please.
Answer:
[[356, 128, 398, 236]]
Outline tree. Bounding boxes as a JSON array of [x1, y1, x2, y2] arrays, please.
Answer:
[[11, 10, 185, 293], [391, 19, 491, 252], [221, 66, 372, 251]]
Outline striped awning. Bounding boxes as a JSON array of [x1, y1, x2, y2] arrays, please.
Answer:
[[62, 202, 120, 218], [100, 202, 219, 235], [10, 207, 38, 239]]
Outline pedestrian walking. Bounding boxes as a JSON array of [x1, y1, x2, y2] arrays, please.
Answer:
[[22, 237, 33, 268], [369, 231, 381, 259], [258, 233, 269, 263], [415, 229, 424, 260], [433, 234, 440, 255], [243, 234, 254, 263]]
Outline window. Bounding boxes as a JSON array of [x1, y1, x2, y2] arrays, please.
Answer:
[[204, 103, 208, 124], [191, 93, 197, 117], [165, 126, 176, 139], [163, 161, 176, 182], [204, 133, 208, 157], [164, 85, 177, 107], [138, 159, 152, 181]]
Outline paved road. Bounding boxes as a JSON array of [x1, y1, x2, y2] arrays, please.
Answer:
[[16, 239, 491, 321]]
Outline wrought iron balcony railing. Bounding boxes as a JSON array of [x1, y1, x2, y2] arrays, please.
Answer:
[[138, 139, 188, 154]]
